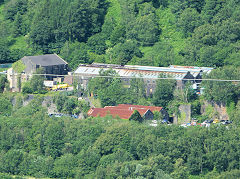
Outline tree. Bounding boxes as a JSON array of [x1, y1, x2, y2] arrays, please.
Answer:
[[53, 154, 76, 178], [0, 75, 7, 93], [53, 93, 68, 112], [60, 42, 90, 70], [129, 110, 143, 123], [126, 3, 159, 46], [87, 33, 107, 55], [12, 12, 23, 37], [128, 77, 146, 104], [171, 158, 190, 179], [174, 81, 197, 103], [152, 76, 176, 108], [151, 42, 175, 67], [110, 25, 126, 46], [0, 41, 11, 63], [110, 40, 143, 65], [62, 98, 77, 114], [88, 68, 129, 106], [202, 66, 240, 104], [0, 96, 12, 116], [22, 81, 33, 94], [178, 8, 202, 37], [0, 149, 24, 174], [44, 120, 64, 159], [98, 78, 127, 107], [29, 68, 46, 94], [3, 0, 28, 21], [88, 69, 118, 96]]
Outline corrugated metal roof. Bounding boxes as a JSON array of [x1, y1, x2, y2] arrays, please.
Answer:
[[74, 64, 190, 80], [125, 65, 194, 73], [169, 65, 213, 73]]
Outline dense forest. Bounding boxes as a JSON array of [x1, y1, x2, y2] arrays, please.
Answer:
[[0, 95, 240, 178], [1, 0, 240, 69]]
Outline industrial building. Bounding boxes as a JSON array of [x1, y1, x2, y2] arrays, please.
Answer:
[[73, 63, 213, 95]]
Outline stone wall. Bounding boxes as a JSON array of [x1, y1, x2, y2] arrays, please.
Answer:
[[201, 101, 229, 120], [173, 104, 191, 124], [12, 95, 58, 114]]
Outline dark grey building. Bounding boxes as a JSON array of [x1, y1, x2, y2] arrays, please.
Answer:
[[8, 54, 69, 92], [21, 54, 69, 80]]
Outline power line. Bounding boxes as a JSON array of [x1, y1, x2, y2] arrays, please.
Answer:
[[7, 73, 240, 82]]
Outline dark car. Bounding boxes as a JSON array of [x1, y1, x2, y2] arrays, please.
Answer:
[[161, 119, 170, 124], [220, 120, 232, 125]]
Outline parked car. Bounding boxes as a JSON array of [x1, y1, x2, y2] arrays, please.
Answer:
[[220, 120, 232, 125], [161, 119, 170, 124], [213, 119, 220, 124], [54, 114, 63, 117], [180, 124, 187, 128]]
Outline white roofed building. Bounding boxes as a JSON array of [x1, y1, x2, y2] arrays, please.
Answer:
[[73, 63, 206, 96]]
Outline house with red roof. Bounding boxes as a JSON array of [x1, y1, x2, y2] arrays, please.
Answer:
[[114, 104, 169, 121], [87, 104, 169, 121], [87, 108, 135, 119]]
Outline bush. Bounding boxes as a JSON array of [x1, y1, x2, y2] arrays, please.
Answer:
[[22, 81, 33, 94]]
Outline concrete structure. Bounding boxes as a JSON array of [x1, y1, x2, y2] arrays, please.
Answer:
[[73, 63, 209, 95], [173, 104, 192, 124], [7, 54, 69, 92]]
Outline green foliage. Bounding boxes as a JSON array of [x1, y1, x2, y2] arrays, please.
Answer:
[[128, 77, 146, 104], [12, 60, 25, 73], [0, 75, 7, 93], [174, 81, 197, 103], [109, 40, 143, 65], [14, 95, 23, 111], [88, 69, 131, 107], [191, 100, 201, 117], [0, 96, 12, 116], [2, 0, 240, 177], [153, 111, 163, 121], [126, 3, 159, 46], [0, 0, 239, 70], [53, 92, 89, 114], [129, 110, 143, 123], [0, 149, 24, 174], [87, 33, 107, 55], [0, 96, 240, 178], [22, 81, 33, 94], [152, 77, 176, 108], [0, 40, 11, 63], [28, 68, 46, 94], [60, 41, 90, 70], [110, 25, 126, 45], [202, 66, 240, 104], [53, 153, 76, 178], [178, 8, 202, 37]]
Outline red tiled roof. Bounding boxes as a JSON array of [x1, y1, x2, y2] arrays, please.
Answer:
[[104, 106, 150, 116], [87, 108, 134, 119], [88, 104, 163, 119], [117, 104, 163, 112]]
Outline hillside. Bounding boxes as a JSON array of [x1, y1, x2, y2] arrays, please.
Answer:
[[1, 94, 240, 178], [1, 0, 240, 69]]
